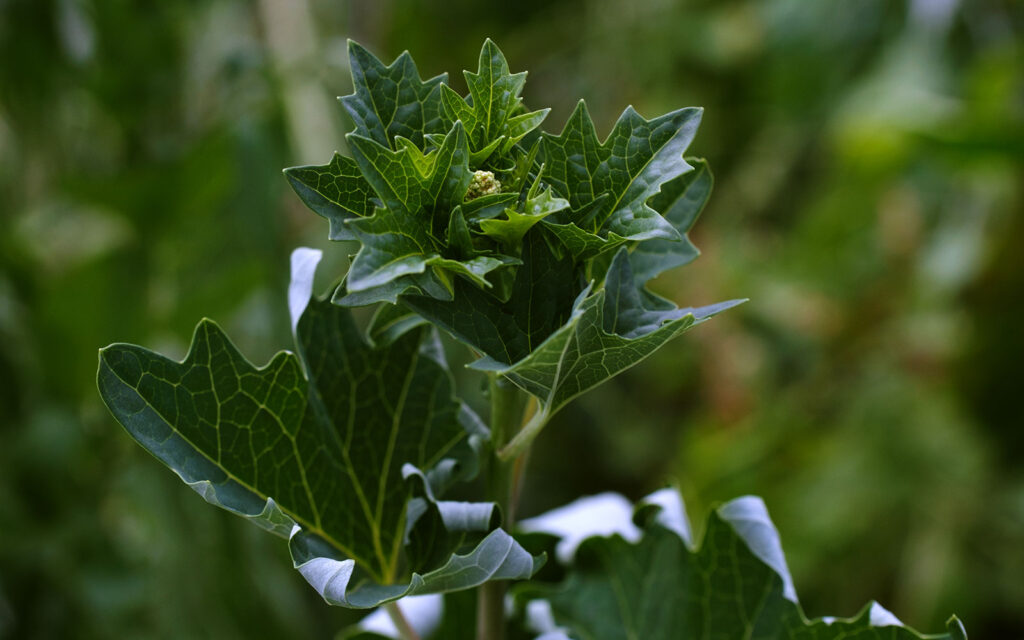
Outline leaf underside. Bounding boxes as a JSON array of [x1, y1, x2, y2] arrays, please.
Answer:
[[520, 493, 967, 640]]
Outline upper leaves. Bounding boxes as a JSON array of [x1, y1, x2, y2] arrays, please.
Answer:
[[97, 249, 540, 607], [285, 39, 740, 436]]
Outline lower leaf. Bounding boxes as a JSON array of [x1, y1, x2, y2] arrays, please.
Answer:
[[517, 490, 967, 640]]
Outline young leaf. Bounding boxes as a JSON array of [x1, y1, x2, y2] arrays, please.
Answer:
[[440, 39, 549, 159], [342, 40, 448, 149], [519, 491, 967, 640], [464, 39, 526, 146], [540, 101, 702, 241], [97, 249, 540, 607], [479, 188, 569, 250], [343, 121, 516, 301], [541, 221, 628, 263]]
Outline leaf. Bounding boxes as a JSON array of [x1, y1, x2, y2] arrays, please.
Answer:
[[440, 39, 549, 158], [464, 39, 526, 146], [461, 192, 519, 222], [519, 491, 967, 640], [343, 121, 517, 300], [469, 248, 743, 419], [539, 100, 703, 241], [97, 248, 540, 608], [347, 120, 471, 228], [629, 158, 711, 285], [440, 83, 478, 133], [401, 231, 582, 366], [541, 222, 628, 263], [502, 108, 551, 154], [479, 188, 570, 250], [341, 40, 448, 150], [283, 153, 377, 241]]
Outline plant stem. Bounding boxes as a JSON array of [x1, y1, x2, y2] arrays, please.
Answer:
[[384, 601, 421, 640], [497, 404, 549, 462], [477, 375, 527, 640]]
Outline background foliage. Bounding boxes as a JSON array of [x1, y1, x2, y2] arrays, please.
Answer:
[[1, 0, 1021, 637]]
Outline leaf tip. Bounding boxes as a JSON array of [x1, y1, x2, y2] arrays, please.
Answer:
[[946, 616, 968, 640]]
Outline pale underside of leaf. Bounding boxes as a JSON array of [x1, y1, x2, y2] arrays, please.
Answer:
[[519, 490, 966, 640]]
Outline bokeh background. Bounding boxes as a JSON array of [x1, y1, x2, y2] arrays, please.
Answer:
[[1, 0, 1021, 637]]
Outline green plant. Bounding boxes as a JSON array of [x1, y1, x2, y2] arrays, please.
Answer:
[[97, 39, 967, 639]]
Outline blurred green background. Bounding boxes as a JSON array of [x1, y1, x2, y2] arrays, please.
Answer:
[[1, 0, 1021, 637]]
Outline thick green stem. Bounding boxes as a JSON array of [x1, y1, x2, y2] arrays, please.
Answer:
[[385, 601, 421, 640], [477, 375, 527, 640]]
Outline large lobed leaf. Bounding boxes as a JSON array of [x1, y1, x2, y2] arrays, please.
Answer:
[[518, 491, 968, 640], [97, 248, 540, 608]]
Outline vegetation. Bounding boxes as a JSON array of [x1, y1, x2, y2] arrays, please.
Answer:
[[96, 39, 965, 639], [1, 1, 1020, 638]]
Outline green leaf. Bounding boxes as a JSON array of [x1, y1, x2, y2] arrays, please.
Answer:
[[479, 188, 570, 250], [401, 231, 582, 366], [440, 39, 549, 158], [341, 40, 448, 149], [541, 221, 628, 263], [461, 192, 519, 222], [470, 248, 743, 419], [97, 248, 539, 608], [519, 491, 966, 640], [501, 108, 551, 154], [440, 83, 478, 132], [348, 120, 471, 225], [464, 39, 526, 146], [540, 101, 703, 241], [283, 153, 377, 241], [344, 121, 521, 300], [629, 158, 711, 284]]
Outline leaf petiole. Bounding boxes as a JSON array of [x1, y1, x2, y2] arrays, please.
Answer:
[[384, 602, 421, 640], [496, 404, 550, 462]]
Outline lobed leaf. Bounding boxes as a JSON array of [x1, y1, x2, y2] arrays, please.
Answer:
[[468, 248, 743, 419], [629, 158, 711, 285], [97, 248, 539, 608], [439, 39, 549, 160], [283, 153, 377, 241], [341, 40, 448, 150], [519, 491, 967, 640], [540, 101, 703, 241]]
